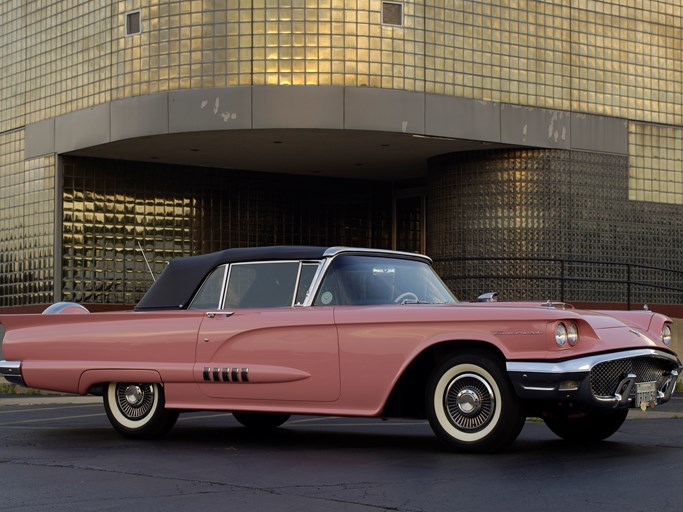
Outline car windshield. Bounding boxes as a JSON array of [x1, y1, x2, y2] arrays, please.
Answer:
[[314, 254, 458, 306]]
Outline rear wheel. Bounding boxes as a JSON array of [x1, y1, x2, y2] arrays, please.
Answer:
[[232, 412, 290, 430], [543, 408, 628, 442], [103, 382, 178, 439], [426, 352, 525, 453]]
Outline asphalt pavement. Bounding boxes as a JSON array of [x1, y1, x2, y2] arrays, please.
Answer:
[[1, 393, 683, 511]]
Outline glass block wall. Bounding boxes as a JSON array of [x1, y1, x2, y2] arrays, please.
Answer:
[[61, 157, 391, 304], [629, 123, 683, 205], [2, 1, 681, 126], [0, 131, 55, 307], [2, 1, 683, 307], [429, 148, 683, 304]]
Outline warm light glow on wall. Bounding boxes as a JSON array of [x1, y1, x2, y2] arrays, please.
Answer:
[[629, 124, 683, 205], [1, 0, 681, 132]]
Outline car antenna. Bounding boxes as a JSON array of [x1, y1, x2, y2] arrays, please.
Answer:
[[137, 241, 156, 282]]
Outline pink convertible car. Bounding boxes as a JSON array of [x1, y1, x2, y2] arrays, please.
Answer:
[[0, 246, 680, 452]]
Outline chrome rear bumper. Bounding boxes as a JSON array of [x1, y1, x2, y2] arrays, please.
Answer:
[[0, 360, 24, 387]]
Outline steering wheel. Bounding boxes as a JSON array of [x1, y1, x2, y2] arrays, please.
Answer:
[[395, 292, 419, 304]]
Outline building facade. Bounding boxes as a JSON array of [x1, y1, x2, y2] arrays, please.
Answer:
[[1, 0, 682, 310]]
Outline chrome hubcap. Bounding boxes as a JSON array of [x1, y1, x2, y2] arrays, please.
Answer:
[[445, 373, 495, 432], [115, 383, 155, 420], [125, 385, 144, 406], [455, 388, 481, 415]]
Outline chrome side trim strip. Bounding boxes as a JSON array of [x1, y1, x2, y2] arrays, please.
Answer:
[[506, 348, 680, 375], [519, 386, 556, 392], [202, 366, 250, 383]]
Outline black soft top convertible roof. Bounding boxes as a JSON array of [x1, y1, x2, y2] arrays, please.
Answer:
[[135, 246, 328, 311]]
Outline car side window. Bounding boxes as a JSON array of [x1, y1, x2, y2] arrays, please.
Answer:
[[189, 265, 227, 310], [223, 261, 300, 309], [295, 263, 319, 305]]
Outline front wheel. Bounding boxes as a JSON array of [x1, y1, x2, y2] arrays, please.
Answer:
[[426, 353, 525, 453], [103, 382, 179, 439], [543, 408, 628, 442]]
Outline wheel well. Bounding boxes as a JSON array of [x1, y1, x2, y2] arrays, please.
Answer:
[[380, 340, 506, 418], [87, 383, 104, 396], [78, 369, 162, 395]]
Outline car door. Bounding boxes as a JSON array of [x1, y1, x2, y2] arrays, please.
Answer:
[[194, 261, 340, 402]]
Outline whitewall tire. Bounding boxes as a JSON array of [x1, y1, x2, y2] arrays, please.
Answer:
[[426, 353, 525, 453], [103, 382, 178, 439]]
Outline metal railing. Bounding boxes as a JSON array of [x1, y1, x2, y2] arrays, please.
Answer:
[[434, 257, 683, 308]]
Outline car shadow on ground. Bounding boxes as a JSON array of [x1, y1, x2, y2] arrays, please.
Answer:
[[18, 416, 679, 462]]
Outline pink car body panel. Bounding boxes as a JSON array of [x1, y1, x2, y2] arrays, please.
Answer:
[[0, 301, 676, 417], [1, 312, 200, 394], [195, 307, 339, 402]]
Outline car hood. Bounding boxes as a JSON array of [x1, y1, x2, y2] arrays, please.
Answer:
[[465, 301, 656, 328]]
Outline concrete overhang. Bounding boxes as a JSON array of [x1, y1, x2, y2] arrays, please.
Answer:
[[65, 128, 503, 180], [25, 86, 627, 180]]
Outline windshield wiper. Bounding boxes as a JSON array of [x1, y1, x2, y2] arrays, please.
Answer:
[[400, 299, 443, 305]]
